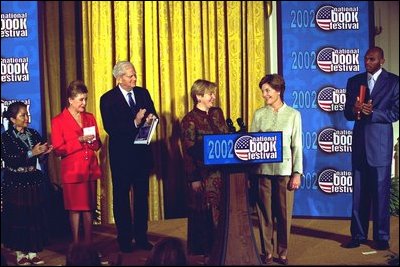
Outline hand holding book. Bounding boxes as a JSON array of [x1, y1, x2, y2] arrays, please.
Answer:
[[355, 85, 373, 120], [134, 113, 158, 145], [144, 113, 156, 126]]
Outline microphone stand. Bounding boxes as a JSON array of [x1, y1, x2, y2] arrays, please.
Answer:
[[236, 118, 247, 133]]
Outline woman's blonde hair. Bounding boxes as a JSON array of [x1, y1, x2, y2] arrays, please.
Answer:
[[190, 79, 217, 103]]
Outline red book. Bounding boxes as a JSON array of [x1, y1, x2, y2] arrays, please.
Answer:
[[359, 85, 366, 103], [356, 85, 366, 120]]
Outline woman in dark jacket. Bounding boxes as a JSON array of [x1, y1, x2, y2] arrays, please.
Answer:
[[1, 101, 53, 265]]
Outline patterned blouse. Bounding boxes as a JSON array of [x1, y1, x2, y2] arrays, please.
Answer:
[[1, 127, 44, 170], [1, 127, 47, 190], [181, 106, 228, 182]]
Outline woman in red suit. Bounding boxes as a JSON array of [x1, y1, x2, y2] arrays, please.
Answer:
[[51, 80, 102, 244]]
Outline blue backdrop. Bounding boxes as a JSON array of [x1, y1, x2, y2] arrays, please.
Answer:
[[279, 1, 372, 217], [1, 0, 42, 133], [1, 1, 43, 169]]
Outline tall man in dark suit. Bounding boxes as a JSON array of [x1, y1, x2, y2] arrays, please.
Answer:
[[100, 61, 157, 252], [344, 47, 399, 250]]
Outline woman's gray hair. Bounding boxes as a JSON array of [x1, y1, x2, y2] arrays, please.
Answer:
[[112, 61, 134, 78]]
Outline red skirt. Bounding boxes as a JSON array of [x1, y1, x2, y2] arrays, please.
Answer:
[[63, 180, 97, 211]]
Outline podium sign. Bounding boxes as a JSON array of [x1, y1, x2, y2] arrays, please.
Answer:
[[203, 132, 283, 165], [204, 132, 283, 265]]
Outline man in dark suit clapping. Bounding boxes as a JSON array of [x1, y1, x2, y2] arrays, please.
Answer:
[[100, 61, 157, 252], [344, 47, 399, 251]]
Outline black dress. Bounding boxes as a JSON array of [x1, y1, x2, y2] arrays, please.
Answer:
[[1, 127, 48, 252]]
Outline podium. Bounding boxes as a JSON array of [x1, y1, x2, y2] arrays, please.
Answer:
[[203, 132, 283, 265]]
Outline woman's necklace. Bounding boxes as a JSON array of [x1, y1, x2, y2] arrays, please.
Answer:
[[13, 128, 33, 149]]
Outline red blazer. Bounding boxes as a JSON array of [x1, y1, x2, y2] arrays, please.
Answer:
[[51, 108, 102, 184]]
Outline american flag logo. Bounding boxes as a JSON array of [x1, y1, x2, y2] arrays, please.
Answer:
[[318, 169, 336, 193], [317, 87, 334, 112], [316, 6, 334, 31], [234, 135, 252, 161], [317, 47, 334, 73], [318, 128, 335, 153]]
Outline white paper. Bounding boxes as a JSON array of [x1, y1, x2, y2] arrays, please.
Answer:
[[83, 126, 96, 140]]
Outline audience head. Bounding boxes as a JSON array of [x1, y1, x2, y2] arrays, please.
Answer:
[[145, 237, 188, 266], [1, 252, 8, 266], [66, 243, 101, 266]]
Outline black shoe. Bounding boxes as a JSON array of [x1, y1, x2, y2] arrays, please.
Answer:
[[345, 239, 361, 248], [136, 241, 153, 251], [119, 243, 133, 253], [375, 240, 390, 250], [276, 257, 289, 265]]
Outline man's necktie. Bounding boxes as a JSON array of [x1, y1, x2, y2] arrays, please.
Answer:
[[368, 76, 375, 94], [127, 92, 136, 111]]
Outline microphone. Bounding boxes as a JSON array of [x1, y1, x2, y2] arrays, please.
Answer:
[[226, 118, 236, 133], [236, 118, 247, 133]]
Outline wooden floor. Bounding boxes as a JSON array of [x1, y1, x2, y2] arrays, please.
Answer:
[[1, 216, 398, 265]]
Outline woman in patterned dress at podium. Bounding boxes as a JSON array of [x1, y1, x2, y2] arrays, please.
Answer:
[[180, 79, 228, 261]]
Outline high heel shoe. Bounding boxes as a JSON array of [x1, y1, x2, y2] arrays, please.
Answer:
[[265, 255, 273, 264]]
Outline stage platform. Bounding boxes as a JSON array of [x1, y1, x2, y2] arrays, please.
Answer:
[[1, 216, 398, 265]]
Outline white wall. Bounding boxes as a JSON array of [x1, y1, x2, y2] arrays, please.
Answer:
[[374, 1, 399, 177]]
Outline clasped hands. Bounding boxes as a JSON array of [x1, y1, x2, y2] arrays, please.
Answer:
[[32, 142, 53, 156], [354, 97, 373, 119], [134, 108, 155, 126]]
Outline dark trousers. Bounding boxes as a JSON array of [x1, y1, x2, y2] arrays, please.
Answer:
[[110, 165, 150, 246], [351, 157, 391, 241]]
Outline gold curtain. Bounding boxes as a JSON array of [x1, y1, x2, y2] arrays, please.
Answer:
[[76, 0, 266, 223], [42, 1, 80, 186]]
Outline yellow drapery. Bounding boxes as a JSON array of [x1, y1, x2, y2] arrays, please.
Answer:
[[78, 1, 266, 223], [42, 1, 80, 190]]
